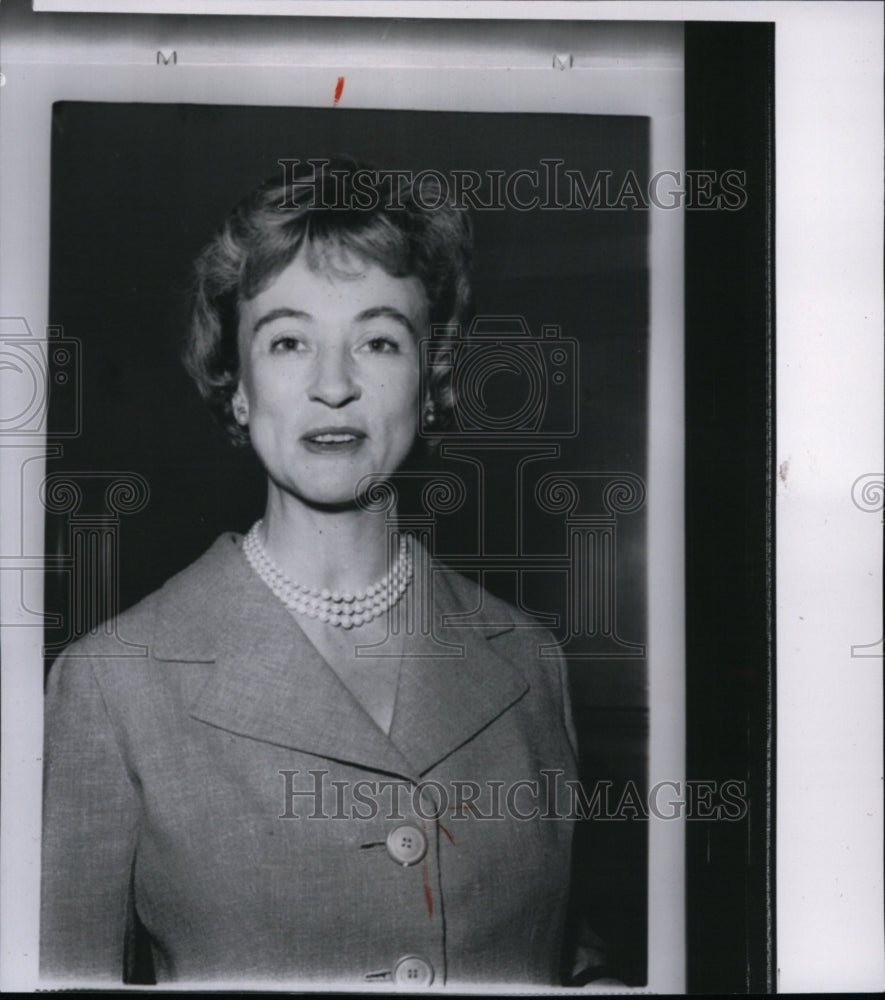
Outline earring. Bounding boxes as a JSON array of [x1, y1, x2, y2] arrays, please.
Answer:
[[233, 394, 249, 425], [423, 401, 437, 426]]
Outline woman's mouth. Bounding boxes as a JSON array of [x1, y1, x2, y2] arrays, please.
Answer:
[[301, 427, 366, 454]]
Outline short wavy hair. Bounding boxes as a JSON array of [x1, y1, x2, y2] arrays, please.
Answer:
[[183, 157, 473, 446]]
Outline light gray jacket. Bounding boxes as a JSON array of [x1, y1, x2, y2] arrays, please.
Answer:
[[40, 533, 579, 987]]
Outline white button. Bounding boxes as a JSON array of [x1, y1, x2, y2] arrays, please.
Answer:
[[386, 824, 427, 866], [393, 954, 434, 986]]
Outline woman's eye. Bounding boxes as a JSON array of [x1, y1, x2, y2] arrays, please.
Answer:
[[269, 335, 304, 353], [363, 336, 400, 354]]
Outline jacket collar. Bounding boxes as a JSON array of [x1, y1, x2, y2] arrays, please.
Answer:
[[151, 534, 528, 781]]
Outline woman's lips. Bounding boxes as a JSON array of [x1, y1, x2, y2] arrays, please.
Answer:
[[300, 427, 366, 454]]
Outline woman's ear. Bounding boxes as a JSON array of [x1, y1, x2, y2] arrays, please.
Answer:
[[422, 394, 437, 428], [232, 385, 250, 426]]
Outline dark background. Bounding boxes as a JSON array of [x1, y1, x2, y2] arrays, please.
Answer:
[[685, 22, 775, 995], [46, 105, 650, 984]]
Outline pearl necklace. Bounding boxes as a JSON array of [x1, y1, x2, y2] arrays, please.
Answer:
[[241, 520, 413, 629]]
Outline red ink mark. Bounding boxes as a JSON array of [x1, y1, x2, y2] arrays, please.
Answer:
[[421, 856, 434, 919], [333, 76, 345, 106], [438, 821, 455, 846]]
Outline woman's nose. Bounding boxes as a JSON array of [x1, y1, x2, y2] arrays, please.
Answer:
[[307, 347, 361, 407]]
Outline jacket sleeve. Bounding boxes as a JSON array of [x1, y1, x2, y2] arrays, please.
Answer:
[[40, 650, 140, 983], [552, 641, 580, 762], [549, 643, 617, 986]]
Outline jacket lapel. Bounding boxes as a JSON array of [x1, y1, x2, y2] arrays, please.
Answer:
[[151, 534, 529, 781], [154, 535, 416, 779], [388, 564, 529, 776]]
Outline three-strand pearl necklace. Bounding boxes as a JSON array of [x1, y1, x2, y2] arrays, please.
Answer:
[[242, 520, 413, 629]]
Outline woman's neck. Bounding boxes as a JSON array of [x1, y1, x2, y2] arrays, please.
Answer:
[[259, 485, 398, 594]]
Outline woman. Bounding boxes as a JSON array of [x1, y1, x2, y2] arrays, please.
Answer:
[[40, 159, 584, 987]]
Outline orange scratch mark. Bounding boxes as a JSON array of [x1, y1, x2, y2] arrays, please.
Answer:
[[333, 76, 345, 106], [438, 821, 455, 845], [421, 856, 434, 919]]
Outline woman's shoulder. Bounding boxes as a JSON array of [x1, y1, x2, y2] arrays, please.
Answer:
[[427, 554, 564, 665], [428, 556, 575, 749], [54, 532, 246, 665], [428, 554, 554, 630]]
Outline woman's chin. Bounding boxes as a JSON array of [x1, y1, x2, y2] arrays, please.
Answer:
[[294, 493, 364, 513], [267, 458, 405, 512], [276, 477, 378, 512]]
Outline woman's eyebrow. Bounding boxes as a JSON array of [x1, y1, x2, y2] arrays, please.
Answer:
[[252, 307, 313, 335], [354, 306, 416, 337]]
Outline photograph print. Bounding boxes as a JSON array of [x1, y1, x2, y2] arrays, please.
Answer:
[[39, 103, 652, 988]]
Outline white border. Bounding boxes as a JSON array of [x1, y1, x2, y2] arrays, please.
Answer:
[[3, 0, 884, 994], [0, 13, 685, 995], [775, 4, 884, 993]]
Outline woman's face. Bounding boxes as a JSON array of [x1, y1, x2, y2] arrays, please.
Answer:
[[235, 247, 428, 508]]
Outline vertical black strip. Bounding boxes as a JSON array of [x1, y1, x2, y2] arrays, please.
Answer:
[[684, 22, 776, 994]]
